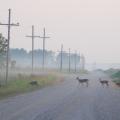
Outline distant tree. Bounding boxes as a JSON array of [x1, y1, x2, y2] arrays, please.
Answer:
[[10, 48, 29, 67], [0, 33, 7, 55], [10, 48, 28, 58], [45, 50, 55, 67], [11, 60, 16, 69], [56, 52, 80, 69], [0, 33, 7, 68], [32, 49, 55, 67], [56, 52, 69, 68]]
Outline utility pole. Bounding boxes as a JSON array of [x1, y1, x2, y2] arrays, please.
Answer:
[[81, 54, 85, 71], [40, 28, 50, 70], [60, 44, 63, 71], [68, 48, 71, 72], [79, 52, 81, 71], [0, 9, 19, 85], [26, 26, 40, 74], [75, 51, 77, 73]]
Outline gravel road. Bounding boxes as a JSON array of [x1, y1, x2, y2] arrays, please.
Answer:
[[0, 72, 120, 120]]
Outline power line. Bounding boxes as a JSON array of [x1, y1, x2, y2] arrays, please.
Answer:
[[60, 44, 63, 71], [0, 9, 19, 85], [79, 52, 81, 71], [75, 50, 77, 73], [68, 48, 71, 72], [26, 25, 40, 74], [39, 28, 50, 70]]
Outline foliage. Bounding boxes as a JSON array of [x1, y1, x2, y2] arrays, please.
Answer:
[[104, 68, 119, 76], [0, 33, 7, 67], [10, 48, 81, 68], [111, 71, 120, 79], [0, 33, 7, 55], [105, 69, 120, 84], [56, 52, 80, 68]]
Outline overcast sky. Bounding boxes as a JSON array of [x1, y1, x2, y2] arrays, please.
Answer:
[[0, 0, 120, 63]]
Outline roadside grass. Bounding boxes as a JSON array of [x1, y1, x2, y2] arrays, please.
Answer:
[[113, 79, 120, 84], [111, 71, 120, 78], [112, 78, 120, 88], [0, 70, 88, 99], [110, 70, 120, 86], [0, 74, 57, 99]]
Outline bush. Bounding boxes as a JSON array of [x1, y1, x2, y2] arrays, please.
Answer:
[[111, 71, 120, 79]]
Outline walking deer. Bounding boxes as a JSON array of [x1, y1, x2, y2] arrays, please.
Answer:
[[99, 78, 109, 86], [76, 77, 89, 87]]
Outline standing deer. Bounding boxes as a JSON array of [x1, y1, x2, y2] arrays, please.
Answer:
[[99, 78, 109, 86], [76, 77, 89, 87]]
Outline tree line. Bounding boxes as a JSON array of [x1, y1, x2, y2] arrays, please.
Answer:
[[10, 48, 80, 69], [0, 33, 81, 70]]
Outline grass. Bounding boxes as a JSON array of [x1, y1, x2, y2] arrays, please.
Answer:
[[111, 71, 120, 78], [113, 79, 120, 84], [109, 70, 120, 85], [0, 74, 58, 99], [0, 69, 88, 99]]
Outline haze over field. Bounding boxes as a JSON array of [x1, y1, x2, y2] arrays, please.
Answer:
[[0, 0, 120, 65], [1, 1, 120, 120]]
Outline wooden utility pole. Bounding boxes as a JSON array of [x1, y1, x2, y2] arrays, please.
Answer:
[[0, 9, 19, 84], [60, 44, 63, 71], [68, 48, 71, 72], [79, 52, 81, 71], [40, 28, 50, 70], [81, 54, 85, 70], [75, 51, 77, 73], [26, 26, 40, 74]]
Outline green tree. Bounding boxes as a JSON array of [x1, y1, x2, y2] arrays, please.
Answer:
[[0, 33, 7, 68]]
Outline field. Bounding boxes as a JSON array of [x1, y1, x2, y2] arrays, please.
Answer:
[[0, 73, 59, 99]]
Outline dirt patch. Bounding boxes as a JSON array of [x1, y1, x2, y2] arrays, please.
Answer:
[[111, 81, 120, 89]]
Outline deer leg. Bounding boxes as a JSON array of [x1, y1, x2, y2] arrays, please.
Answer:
[[106, 82, 109, 86], [101, 83, 104, 87], [86, 81, 88, 87]]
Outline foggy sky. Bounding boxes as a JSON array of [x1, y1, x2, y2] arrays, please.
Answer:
[[0, 0, 120, 63]]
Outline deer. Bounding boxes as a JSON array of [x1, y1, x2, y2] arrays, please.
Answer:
[[29, 81, 38, 86], [99, 78, 109, 86], [76, 77, 89, 87]]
